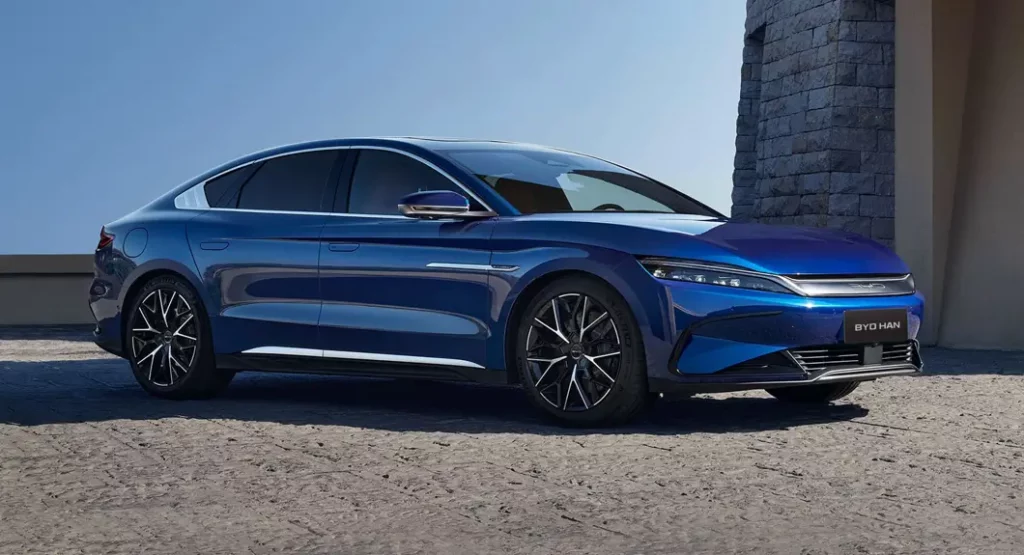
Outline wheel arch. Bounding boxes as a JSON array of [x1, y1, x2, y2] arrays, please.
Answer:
[[119, 260, 209, 346], [499, 263, 657, 385]]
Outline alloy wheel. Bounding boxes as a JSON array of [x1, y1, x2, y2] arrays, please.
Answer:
[[130, 288, 199, 387], [524, 293, 622, 411]]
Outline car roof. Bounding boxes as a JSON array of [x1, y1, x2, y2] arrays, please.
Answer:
[[386, 136, 561, 151], [250, 136, 575, 157]]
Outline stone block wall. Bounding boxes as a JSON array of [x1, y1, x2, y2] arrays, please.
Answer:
[[731, 0, 895, 246]]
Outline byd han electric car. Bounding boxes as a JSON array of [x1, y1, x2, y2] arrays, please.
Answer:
[[89, 138, 924, 426]]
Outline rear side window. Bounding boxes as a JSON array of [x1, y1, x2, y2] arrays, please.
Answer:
[[204, 164, 257, 208], [237, 151, 339, 212], [347, 149, 481, 215]]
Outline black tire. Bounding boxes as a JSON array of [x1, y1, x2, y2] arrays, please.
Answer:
[[124, 274, 234, 399], [514, 276, 650, 427], [766, 381, 859, 403]]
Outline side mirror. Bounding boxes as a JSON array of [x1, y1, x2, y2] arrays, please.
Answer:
[[398, 190, 496, 219]]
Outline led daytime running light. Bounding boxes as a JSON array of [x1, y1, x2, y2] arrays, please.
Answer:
[[640, 258, 798, 295]]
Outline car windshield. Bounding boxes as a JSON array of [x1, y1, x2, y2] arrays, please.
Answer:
[[442, 147, 718, 216]]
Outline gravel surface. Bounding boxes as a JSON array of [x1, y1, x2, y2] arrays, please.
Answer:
[[1, 327, 1023, 554]]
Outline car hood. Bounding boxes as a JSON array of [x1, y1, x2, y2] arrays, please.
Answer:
[[515, 213, 909, 276]]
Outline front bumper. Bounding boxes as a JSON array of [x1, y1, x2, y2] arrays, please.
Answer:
[[648, 279, 925, 392], [651, 340, 922, 393]]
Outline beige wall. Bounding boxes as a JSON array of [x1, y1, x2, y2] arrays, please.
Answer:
[[0, 255, 94, 326], [896, 0, 1024, 349], [940, 0, 1024, 348]]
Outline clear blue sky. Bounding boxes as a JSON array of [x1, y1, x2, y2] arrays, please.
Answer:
[[0, 0, 744, 254]]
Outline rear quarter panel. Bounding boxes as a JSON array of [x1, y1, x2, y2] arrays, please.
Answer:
[[90, 207, 209, 355]]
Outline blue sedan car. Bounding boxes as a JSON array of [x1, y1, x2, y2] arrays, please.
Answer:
[[90, 137, 923, 426]]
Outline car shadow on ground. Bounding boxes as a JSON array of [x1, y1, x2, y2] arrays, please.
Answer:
[[0, 325, 97, 342], [3, 330, 1020, 434], [0, 358, 871, 434]]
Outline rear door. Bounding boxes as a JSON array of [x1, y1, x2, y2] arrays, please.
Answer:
[[317, 147, 496, 371], [187, 149, 345, 355]]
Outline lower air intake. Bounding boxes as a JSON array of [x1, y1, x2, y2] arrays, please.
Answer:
[[788, 341, 917, 373]]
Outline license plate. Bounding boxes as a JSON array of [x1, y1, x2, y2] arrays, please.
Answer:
[[843, 308, 908, 344]]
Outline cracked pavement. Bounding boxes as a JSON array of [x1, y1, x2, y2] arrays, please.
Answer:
[[1, 327, 1023, 554]]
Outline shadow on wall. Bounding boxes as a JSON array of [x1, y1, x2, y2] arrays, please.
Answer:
[[918, 348, 1024, 375]]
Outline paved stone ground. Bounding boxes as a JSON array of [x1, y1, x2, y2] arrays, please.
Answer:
[[1, 327, 1023, 555]]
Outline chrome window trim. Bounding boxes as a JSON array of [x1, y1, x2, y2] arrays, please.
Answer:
[[173, 145, 353, 211], [173, 143, 494, 216], [640, 258, 916, 297], [204, 207, 407, 219], [398, 205, 499, 219], [241, 345, 484, 369]]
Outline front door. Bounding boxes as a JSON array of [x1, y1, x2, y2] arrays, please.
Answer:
[[187, 149, 344, 355], [317, 148, 495, 370]]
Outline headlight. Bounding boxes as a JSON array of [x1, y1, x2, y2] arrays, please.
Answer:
[[640, 258, 796, 295]]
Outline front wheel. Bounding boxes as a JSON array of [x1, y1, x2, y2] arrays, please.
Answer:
[[514, 276, 650, 427], [125, 275, 234, 399], [766, 381, 859, 403]]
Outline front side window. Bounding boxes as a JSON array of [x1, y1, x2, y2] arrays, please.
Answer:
[[237, 151, 339, 212], [442, 147, 718, 216], [347, 150, 482, 215]]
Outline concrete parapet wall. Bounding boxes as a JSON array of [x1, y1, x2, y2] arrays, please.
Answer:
[[0, 255, 94, 326]]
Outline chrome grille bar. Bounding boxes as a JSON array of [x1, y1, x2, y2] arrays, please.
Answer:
[[789, 341, 918, 373], [781, 274, 915, 297]]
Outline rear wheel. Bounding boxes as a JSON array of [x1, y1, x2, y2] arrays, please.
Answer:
[[515, 276, 650, 427], [766, 381, 859, 403], [125, 275, 233, 399]]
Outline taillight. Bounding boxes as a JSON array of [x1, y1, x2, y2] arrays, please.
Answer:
[[97, 227, 115, 250]]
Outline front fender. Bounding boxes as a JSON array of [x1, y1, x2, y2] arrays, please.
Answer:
[[486, 245, 674, 378]]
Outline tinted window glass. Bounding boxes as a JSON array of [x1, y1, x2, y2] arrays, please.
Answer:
[[347, 150, 481, 215], [204, 164, 257, 208], [443, 148, 718, 216], [204, 167, 242, 207], [237, 151, 338, 212]]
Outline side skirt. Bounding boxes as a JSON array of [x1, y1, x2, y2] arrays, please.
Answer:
[[216, 354, 510, 385]]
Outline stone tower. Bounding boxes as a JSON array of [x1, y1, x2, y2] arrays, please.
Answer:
[[731, 0, 895, 246]]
